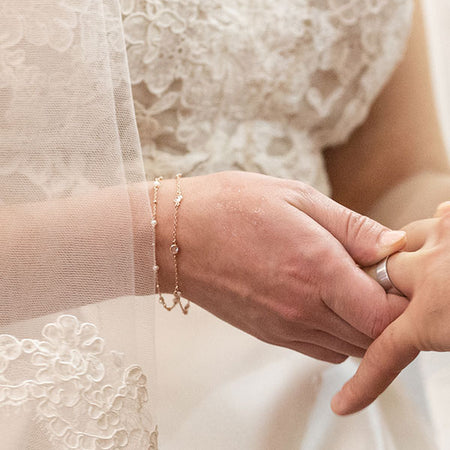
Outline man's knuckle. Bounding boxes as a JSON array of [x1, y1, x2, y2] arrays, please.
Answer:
[[346, 212, 377, 240], [284, 254, 324, 290], [344, 212, 381, 259], [280, 301, 310, 326], [286, 181, 316, 208], [302, 241, 335, 270], [294, 180, 314, 196]]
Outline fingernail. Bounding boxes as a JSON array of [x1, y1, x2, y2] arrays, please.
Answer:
[[379, 230, 406, 249], [438, 201, 450, 209]]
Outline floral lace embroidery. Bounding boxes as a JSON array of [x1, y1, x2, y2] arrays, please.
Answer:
[[0, 0, 140, 198], [1, 0, 414, 195], [123, 0, 413, 193], [0, 315, 158, 449]]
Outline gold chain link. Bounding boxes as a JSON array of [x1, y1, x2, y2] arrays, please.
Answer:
[[152, 174, 189, 315]]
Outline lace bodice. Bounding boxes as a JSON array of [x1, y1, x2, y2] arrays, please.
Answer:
[[123, 0, 413, 193]]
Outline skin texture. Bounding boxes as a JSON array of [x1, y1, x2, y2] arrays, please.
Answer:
[[154, 171, 408, 363], [332, 202, 450, 415]]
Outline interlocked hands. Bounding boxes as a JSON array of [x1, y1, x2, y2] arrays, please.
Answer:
[[156, 172, 408, 362], [332, 201, 450, 415]]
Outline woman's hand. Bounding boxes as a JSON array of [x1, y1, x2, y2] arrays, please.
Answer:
[[332, 202, 450, 414], [155, 171, 408, 363]]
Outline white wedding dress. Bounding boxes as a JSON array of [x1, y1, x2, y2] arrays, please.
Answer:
[[123, 0, 442, 449], [0, 0, 448, 449]]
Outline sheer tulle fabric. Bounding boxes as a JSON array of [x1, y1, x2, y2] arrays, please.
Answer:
[[0, 1, 157, 448], [2, 0, 450, 449]]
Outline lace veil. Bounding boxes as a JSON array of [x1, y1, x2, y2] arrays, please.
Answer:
[[0, 0, 158, 448]]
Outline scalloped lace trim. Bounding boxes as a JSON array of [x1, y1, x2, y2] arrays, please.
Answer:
[[0, 315, 158, 449]]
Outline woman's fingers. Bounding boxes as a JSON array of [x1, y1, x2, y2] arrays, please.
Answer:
[[364, 251, 417, 299], [331, 313, 419, 415], [386, 251, 418, 298], [331, 210, 450, 415], [400, 218, 435, 252]]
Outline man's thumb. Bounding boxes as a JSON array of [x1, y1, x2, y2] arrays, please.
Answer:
[[299, 187, 406, 265]]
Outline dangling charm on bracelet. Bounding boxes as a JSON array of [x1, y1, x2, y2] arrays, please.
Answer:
[[152, 173, 190, 315]]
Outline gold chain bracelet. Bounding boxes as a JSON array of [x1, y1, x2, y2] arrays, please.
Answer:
[[152, 174, 189, 315]]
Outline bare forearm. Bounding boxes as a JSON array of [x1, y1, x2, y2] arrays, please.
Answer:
[[368, 170, 450, 228], [326, 0, 450, 226]]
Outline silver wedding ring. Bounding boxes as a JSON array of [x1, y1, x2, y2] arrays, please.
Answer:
[[375, 256, 405, 296]]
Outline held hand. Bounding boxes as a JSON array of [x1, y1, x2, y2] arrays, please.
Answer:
[[332, 202, 450, 415], [156, 172, 408, 363]]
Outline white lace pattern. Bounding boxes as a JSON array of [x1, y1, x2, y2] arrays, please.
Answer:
[[0, 0, 158, 448], [0, 315, 158, 449], [0, 0, 140, 199], [123, 0, 413, 193]]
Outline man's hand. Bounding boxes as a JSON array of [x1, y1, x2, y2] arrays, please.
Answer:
[[156, 171, 409, 362]]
